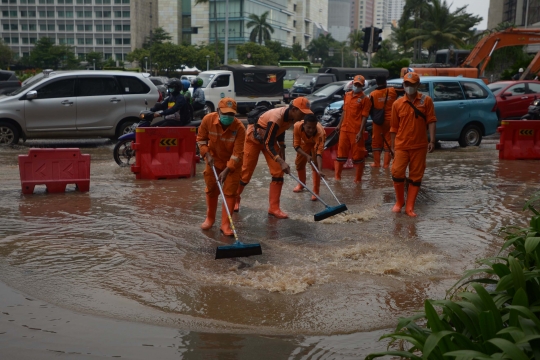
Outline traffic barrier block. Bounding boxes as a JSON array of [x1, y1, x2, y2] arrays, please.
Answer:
[[322, 127, 368, 170], [130, 127, 197, 180], [496, 120, 540, 160], [18, 148, 91, 194]]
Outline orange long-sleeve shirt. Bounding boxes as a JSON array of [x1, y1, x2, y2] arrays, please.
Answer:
[[390, 93, 437, 151], [293, 121, 326, 156], [341, 91, 372, 134], [247, 107, 294, 161], [197, 112, 245, 171], [370, 87, 398, 122]]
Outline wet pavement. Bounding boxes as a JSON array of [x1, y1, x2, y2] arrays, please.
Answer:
[[0, 134, 538, 358]]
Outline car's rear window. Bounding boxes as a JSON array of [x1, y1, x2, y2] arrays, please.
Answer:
[[116, 76, 150, 94], [0, 72, 15, 81], [151, 79, 163, 85]]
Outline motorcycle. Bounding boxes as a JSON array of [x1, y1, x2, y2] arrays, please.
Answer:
[[521, 98, 540, 120], [113, 105, 206, 166]]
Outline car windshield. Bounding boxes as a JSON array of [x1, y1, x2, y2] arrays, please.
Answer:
[[284, 68, 305, 81], [197, 73, 214, 88], [9, 74, 46, 96], [488, 83, 507, 96], [312, 83, 343, 97], [293, 76, 314, 87]]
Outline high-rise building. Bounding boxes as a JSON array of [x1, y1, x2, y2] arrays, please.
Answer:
[[0, 0, 157, 61], [351, 0, 374, 30], [488, 0, 540, 29], [327, 0, 353, 42], [386, 0, 403, 24]]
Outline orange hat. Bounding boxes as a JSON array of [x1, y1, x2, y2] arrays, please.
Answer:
[[353, 75, 365, 86], [291, 97, 313, 114], [403, 72, 420, 84], [218, 97, 237, 114]]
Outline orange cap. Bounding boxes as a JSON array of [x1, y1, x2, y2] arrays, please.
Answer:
[[218, 97, 237, 114], [353, 75, 365, 86], [291, 97, 313, 114], [403, 72, 420, 84]]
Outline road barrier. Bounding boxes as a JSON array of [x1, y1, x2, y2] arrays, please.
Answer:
[[322, 127, 368, 170], [496, 120, 540, 160], [130, 127, 197, 179], [18, 148, 91, 194]]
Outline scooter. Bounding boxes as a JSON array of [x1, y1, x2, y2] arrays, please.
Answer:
[[113, 106, 205, 166], [521, 98, 540, 120]]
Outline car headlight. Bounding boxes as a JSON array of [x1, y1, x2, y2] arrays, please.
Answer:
[[325, 107, 341, 115]]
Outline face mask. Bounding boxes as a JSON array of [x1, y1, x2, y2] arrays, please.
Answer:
[[219, 114, 234, 126], [352, 85, 362, 93], [168, 88, 176, 94], [404, 86, 417, 95]]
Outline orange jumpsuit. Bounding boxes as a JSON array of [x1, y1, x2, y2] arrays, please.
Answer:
[[293, 121, 325, 196], [197, 113, 245, 196], [370, 87, 397, 153], [390, 93, 436, 185], [338, 91, 371, 163], [240, 107, 294, 184]]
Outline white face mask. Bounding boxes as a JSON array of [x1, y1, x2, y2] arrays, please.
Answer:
[[404, 86, 417, 95], [352, 85, 362, 93]]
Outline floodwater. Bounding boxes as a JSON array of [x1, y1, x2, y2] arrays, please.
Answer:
[[0, 135, 538, 358]]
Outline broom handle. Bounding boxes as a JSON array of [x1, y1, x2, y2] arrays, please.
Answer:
[[212, 165, 240, 243], [381, 133, 394, 158], [310, 161, 341, 205], [288, 173, 330, 208]]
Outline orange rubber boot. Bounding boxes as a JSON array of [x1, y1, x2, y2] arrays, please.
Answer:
[[293, 168, 306, 193], [370, 151, 381, 167], [311, 171, 320, 201], [201, 194, 218, 230], [234, 184, 245, 212], [392, 182, 405, 213], [334, 161, 344, 180], [383, 152, 391, 169], [220, 196, 236, 236], [405, 185, 420, 217], [268, 181, 288, 219], [354, 163, 365, 183]]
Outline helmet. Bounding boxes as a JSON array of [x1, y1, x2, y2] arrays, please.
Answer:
[[344, 80, 353, 92], [181, 79, 190, 91], [192, 77, 203, 87], [167, 79, 181, 93]]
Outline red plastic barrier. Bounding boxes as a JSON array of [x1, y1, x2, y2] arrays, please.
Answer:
[[322, 127, 368, 170], [496, 120, 540, 160], [18, 148, 90, 194], [131, 127, 197, 180]]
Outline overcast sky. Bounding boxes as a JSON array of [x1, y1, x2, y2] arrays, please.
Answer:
[[448, 1, 489, 30]]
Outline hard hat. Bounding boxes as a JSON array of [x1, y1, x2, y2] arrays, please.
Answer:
[[519, 68, 524, 72]]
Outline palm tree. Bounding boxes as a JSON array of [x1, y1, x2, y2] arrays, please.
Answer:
[[247, 11, 274, 44], [194, 0, 219, 64], [401, 0, 431, 61], [348, 29, 364, 53]]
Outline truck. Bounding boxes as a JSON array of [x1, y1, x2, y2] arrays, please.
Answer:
[[279, 61, 313, 103], [402, 28, 540, 82], [197, 64, 285, 114]]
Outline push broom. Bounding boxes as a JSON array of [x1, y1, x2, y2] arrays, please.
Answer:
[[289, 170, 347, 222], [310, 160, 347, 208], [213, 166, 262, 260]]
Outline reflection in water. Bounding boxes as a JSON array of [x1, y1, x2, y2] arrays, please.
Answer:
[[0, 138, 538, 357]]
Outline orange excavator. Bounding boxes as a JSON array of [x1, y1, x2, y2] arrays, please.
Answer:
[[401, 28, 540, 81]]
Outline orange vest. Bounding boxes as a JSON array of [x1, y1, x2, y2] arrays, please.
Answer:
[[341, 91, 371, 133]]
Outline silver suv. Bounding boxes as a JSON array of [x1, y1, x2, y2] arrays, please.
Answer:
[[0, 70, 161, 145]]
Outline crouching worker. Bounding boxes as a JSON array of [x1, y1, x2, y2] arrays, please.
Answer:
[[293, 114, 326, 201], [390, 72, 436, 217], [197, 98, 245, 235]]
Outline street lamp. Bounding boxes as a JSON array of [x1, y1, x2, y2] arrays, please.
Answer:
[[144, 56, 148, 72], [206, 55, 209, 71], [353, 51, 359, 68], [93, 59, 95, 70]]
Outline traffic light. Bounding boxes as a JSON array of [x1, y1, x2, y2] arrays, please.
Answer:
[[361, 27, 371, 53], [373, 27, 383, 52]]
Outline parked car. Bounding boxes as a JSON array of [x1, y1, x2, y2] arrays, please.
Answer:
[[0, 70, 161, 145], [487, 80, 540, 120], [305, 80, 350, 120], [289, 73, 337, 100], [321, 76, 498, 147], [149, 76, 169, 98], [0, 70, 21, 95]]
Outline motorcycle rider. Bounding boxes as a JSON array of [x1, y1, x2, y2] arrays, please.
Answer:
[[191, 77, 206, 111], [181, 79, 192, 104], [151, 79, 191, 126]]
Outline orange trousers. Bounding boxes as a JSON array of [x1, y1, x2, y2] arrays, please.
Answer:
[[337, 131, 365, 164], [295, 145, 321, 188], [240, 133, 284, 184], [391, 148, 428, 185], [371, 120, 391, 152], [204, 164, 241, 197]]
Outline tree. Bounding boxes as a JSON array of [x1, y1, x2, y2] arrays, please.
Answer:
[[143, 27, 172, 48], [236, 42, 277, 65], [372, 40, 398, 65], [28, 37, 78, 69], [306, 33, 335, 66], [391, 21, 414, 56], [0, 40, 14, 69], [126, 48, 150, 70], [291, 43, 308, 61], [152, 42, 183, 75], [85, 51, 103, 69], [348, 29, 364, 54], [265, 40, 293, 62], [401, 0, 431, 61], [194, 0, 220, 65], [247, 11, 274, 45]]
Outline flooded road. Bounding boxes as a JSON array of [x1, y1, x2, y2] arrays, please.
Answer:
[[0, 135, 538, 358]]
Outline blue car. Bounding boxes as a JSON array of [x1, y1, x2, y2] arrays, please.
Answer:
[[321, 76, 499, 147]]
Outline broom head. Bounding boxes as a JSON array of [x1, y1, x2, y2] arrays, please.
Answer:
[[215, 241, 262, 259], [314, 204, 348, 222]]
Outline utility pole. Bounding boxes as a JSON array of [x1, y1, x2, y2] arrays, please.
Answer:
[[341, 47, 343, 67], [525, 0, 530, 28], [367, 25, 374, 68], [224, 0, 229, 64], [148, 2, 152, 75]]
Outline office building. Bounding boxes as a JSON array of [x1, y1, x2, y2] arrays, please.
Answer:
[[488, 0, 540, 29]]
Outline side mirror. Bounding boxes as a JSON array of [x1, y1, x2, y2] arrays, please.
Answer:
[[211, 83, 217, 88], [501, 92, 512, 99], [26, 90, 37, 100]]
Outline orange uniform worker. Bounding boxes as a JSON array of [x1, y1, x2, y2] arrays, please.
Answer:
[[369, 75, 398, 168], [335, 75, 371, 182], [197, 98, 246, 235], [390, 72, 436, 217], [292, 114, 326, 201], [234, 97, 313, 219]]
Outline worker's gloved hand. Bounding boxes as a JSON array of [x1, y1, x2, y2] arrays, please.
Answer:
[[205, 153, 214, 167], [218, 167, 230, 183]]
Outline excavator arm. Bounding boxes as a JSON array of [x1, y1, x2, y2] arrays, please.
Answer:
[[462, 28, 540, 76], [521, 51, 540, 80]]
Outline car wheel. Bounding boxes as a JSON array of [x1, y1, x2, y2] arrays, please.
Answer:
[[116, 121, 137, 139], [206, 102, 215, 113], [458, 124, 482, 147], [0, 121, 20, 145]]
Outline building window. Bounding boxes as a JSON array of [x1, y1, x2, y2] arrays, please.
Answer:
[[3, 37, 10, 43], [115, 24, 122, 31], [114, 11, 121, 17], [59, 24, 65, 30], [293, 20, 296, 27], [123, 24, 129, 31], [104, 24, 111, 30], [104, 53, 112, 59], [67, 38, 74, 44], [78, 53, 85, 59], [115, 53, 123, 60], [103, 11, 111, 17], [95, 11, 102, 17], [2, 24, 8, 30], [66, 10, 73, 17], [58, 11, 65, 17], [293, 4, 296, 11], [30, 37, 37, 43], [59, 38, 66, 44], [96, 24, 102, 31], [123, 38, 130, 44], [115, 38, 122, 44], [96, 38, 103, 44], [23, 37, 29, 44], [122, 11, 129, 17], [85, 38, 92, 44], [77, 38, 84, 44], [104, 38, 111, 44], [11, 37, 18, 44]]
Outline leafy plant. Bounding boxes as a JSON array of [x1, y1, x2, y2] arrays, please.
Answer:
[[366, 191, 540, 360]]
